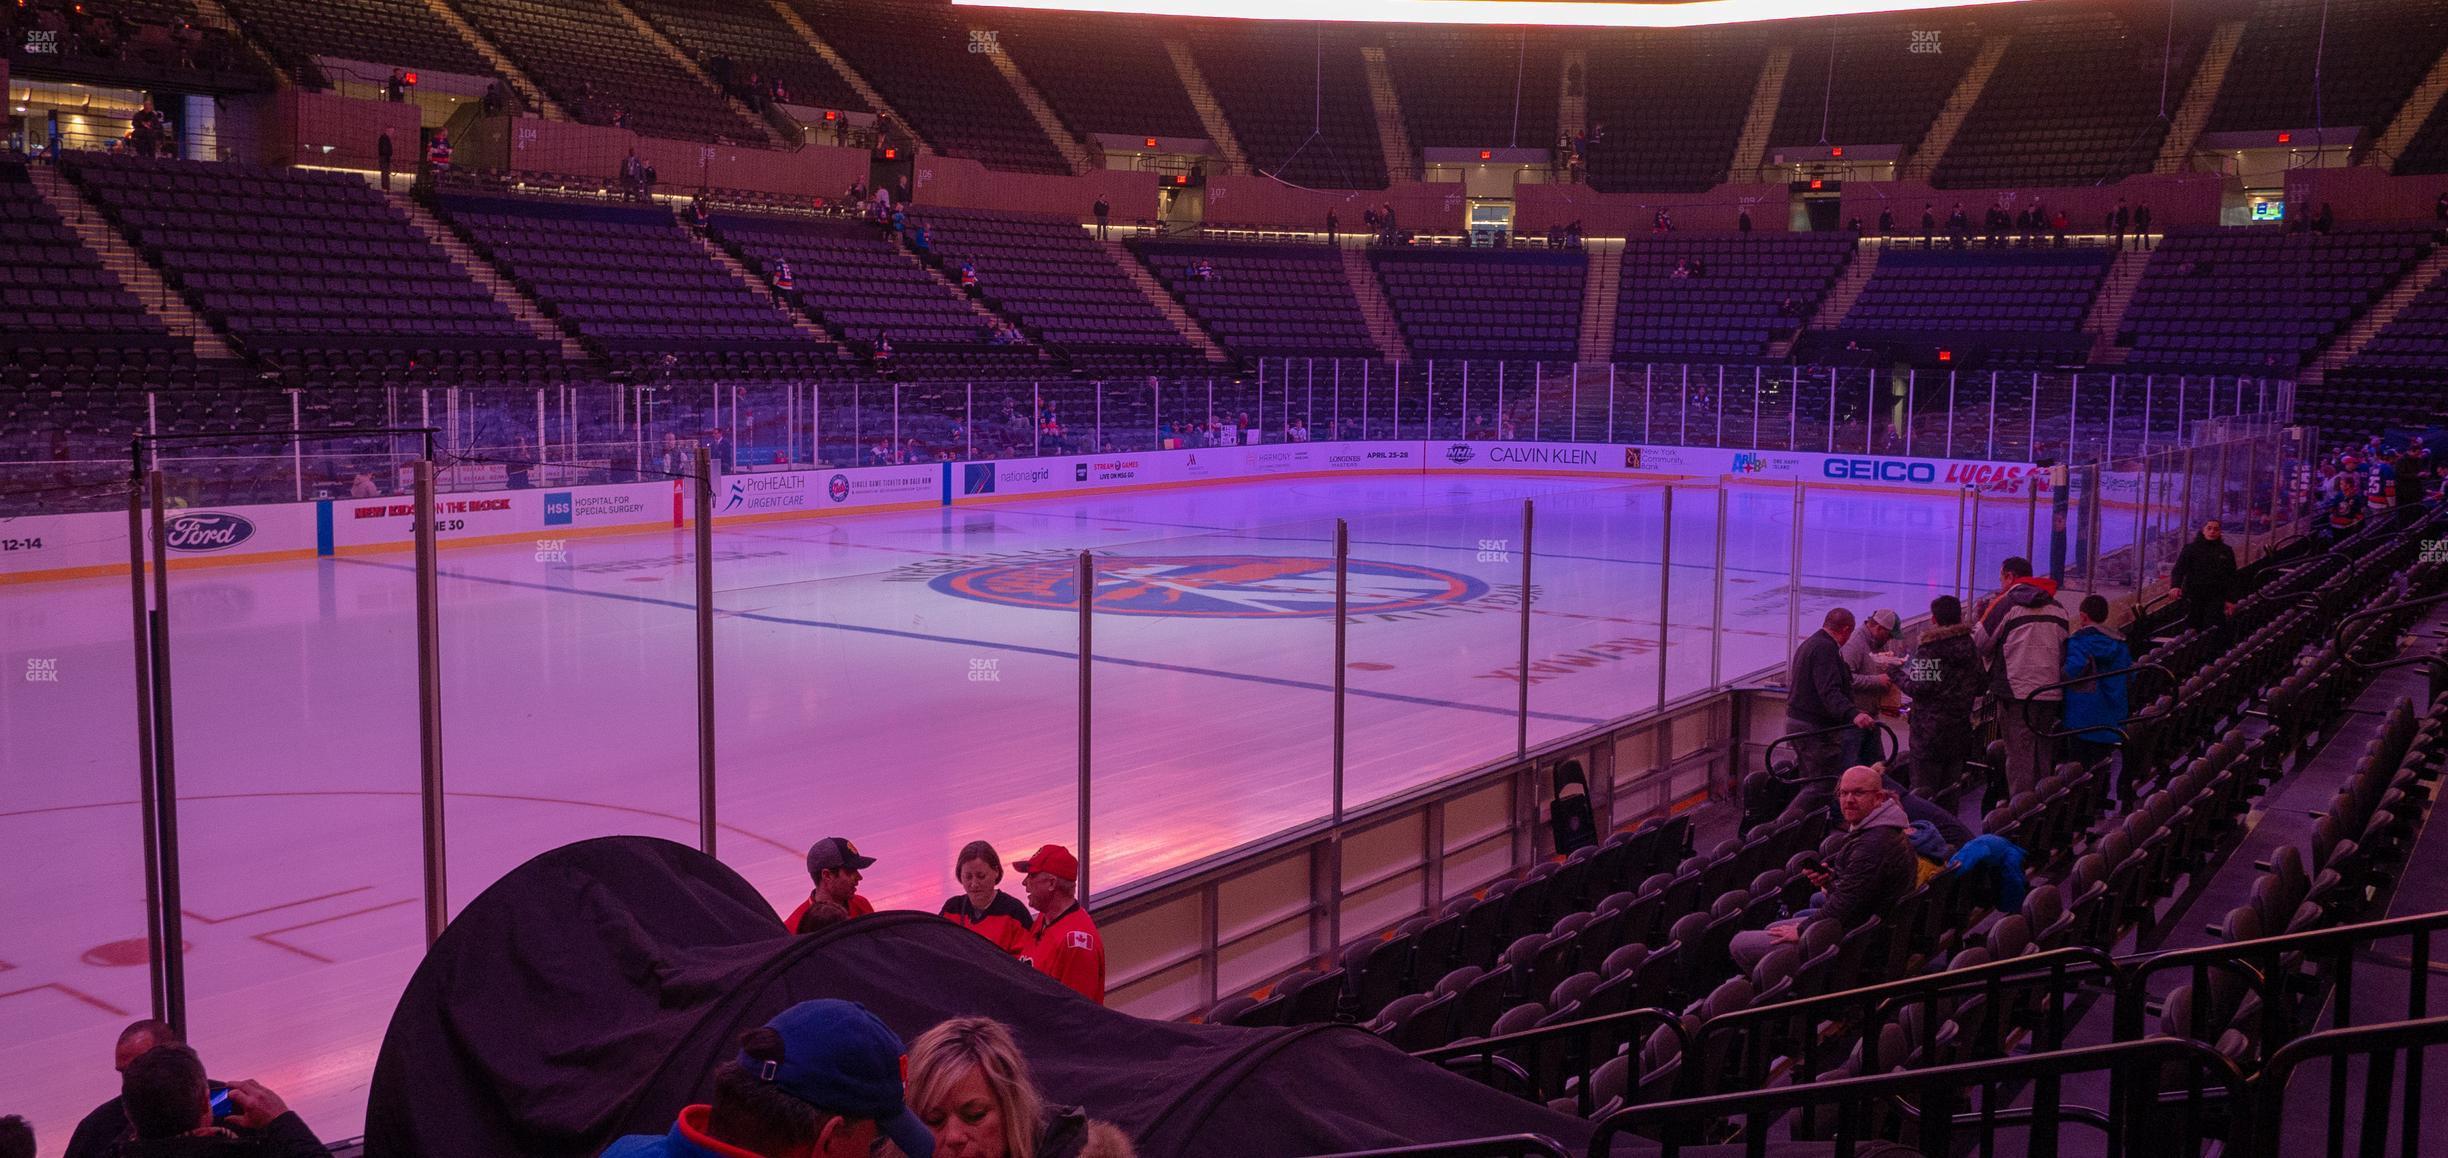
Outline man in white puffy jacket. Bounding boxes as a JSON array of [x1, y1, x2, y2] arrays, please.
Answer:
[[1974, 556, 2068, 801]]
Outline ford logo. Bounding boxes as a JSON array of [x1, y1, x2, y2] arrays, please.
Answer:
[[164, 512, 256, 552]]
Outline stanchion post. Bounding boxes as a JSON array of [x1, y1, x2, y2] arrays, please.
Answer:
[[1329, 519, 1349, 951], [1954, 486, 1972, 605], [414, 460, 448, 946], [1332, 519, 1349, 827], [1656, 486, 1674, 711], [1967, 487, 1986, 602], [126, 467, 167, 1028], [1786, 483, 1805, 667], [1711, 483, 1728, 689], [2025, 482, 2039, 561], [695, 446, 717, 856], [1076, 550, 1093, 905], [146, 467, 187, 1035], [1517, 500, 1534, 759]]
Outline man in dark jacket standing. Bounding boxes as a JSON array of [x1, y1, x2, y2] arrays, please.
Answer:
[[1901, 595, 1984, 800], [2168, 519, 2237, 633], [1781, 608, 1876, 819], [1733, 765, 1916, 970]]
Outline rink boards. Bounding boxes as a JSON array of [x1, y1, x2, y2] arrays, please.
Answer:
[[0, 439, 2053, 584]]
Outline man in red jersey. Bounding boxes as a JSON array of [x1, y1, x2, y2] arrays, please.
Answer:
[[784, 837, 876, 933], [1014, 844, 1104, 1004]]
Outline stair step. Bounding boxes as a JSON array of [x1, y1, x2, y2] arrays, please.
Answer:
[[26, 163, 236, 360], [2155, 20, 2247, 174], [1165, 38, 1248, 174], [769, 0, 922, 151], [976, 31, 1094, 175], [1104, 235, 1228, 363], [1903, 33, 2011, 184], [1339, 244, 1409, 362], [606, 0, 783, 146], [416, 0, 561, 119], [1576, 240, 1621, 365], [1359, 46, 1418, 183], [380, 181, 588, 360]]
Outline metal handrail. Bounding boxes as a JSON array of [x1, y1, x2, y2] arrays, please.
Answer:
[[2115, 910, 2448, 1053], [1759, 717, 1900, 781], [1694, 945, 2119, 1095], [1417, 1006, 1686, 1117], [2021, 659, 2180, 743], [2331, 590, 2448, 680], [2244, 1014, 2448, 1158], [1591, 1035, 2250, 1158], [1303, 1135, 1570, 1158]]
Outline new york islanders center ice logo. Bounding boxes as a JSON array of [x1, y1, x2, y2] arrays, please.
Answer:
[[932, 555, 1488, 618]]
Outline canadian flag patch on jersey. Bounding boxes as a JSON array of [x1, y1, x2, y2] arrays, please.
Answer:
[[1067, 931, 1093, 950]]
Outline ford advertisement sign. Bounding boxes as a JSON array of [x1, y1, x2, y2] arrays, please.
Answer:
[[163, 512, 256, 552]]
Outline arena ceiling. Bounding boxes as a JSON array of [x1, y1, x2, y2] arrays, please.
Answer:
[[949, 0, 2044, 28]]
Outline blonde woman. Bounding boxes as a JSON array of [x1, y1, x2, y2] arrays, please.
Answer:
[[903, 1018, 1132, 1158]]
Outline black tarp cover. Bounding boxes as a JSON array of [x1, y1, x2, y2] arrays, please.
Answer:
[[364, 836, 1601, 1157]]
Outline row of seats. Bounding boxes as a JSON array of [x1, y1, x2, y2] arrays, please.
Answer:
[[1936, 9, 2200, 189], [2208, 0, 2448, 137], [1191, 23, 1389, 191], [1583, 31, 1766, 193], [449, 0, 768, 142], [2119, 226, 2433, 371], [67, 153, 543, 371], [1134, 241, 1379, 362], [1349, 504, 2448, 1134], [795, 0, 1074, 174], [1767, 20, 1980, 156], [1615, 234, 1855, 359], [437, 194, 832, 377], [909, 206, 1196, 361], [1373, 249, 1585, 361]]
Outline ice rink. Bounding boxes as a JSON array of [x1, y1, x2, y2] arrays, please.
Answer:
[[1, 470, 2065, 1148]]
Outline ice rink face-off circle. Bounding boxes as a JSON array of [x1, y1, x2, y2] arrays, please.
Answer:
[[929, 554, 1490, 618]]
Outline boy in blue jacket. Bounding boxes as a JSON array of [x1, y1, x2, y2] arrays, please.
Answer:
[[2062, 594, 2132, 772]]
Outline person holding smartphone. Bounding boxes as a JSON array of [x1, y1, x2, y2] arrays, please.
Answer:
[[115, 1044, 332, 1157]]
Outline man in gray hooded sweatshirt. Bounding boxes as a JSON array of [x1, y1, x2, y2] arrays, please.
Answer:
[[1732, 765, 1918, 971]]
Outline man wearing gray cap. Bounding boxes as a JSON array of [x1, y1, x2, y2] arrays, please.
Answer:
[[1841, 608, 1905, 767], [785, 837, 876, 933]]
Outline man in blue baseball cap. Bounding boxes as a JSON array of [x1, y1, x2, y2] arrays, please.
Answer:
[[605, 999, 934, 1158]]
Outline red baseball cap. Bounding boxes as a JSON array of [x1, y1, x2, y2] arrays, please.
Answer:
[[1013, 844, 1078, 883]]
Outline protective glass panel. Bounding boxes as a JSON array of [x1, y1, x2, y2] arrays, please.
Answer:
[[1343, 485, 1535, 810], [1525, 481, 1664, 751]]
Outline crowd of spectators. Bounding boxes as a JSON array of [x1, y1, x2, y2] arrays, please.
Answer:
[[607, 1002, 1134, 1158], [18, 831, 1114, 1157]]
